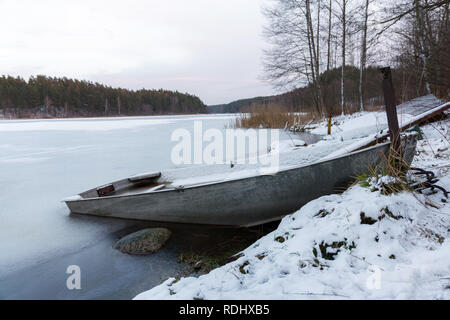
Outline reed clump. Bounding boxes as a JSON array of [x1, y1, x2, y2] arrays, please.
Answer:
[[355, 146, 413, 195], [233, 103, 316, 129], [232, 101, 384, 129]]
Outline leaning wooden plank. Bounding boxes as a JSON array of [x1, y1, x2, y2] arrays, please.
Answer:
[[396, 94, 443, 116], [353, 100, 450, 151], [321, 101, 449, 161]]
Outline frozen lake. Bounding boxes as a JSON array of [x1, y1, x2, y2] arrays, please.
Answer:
[[0, 114, 305, 299], [0, 115, 245, 274], [0, 112, 384, 299]]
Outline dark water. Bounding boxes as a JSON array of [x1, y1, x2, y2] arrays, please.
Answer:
[[0, 218, 278, 300]]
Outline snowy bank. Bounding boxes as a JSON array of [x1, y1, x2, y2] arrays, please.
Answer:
[[135, 117, 450, 300]]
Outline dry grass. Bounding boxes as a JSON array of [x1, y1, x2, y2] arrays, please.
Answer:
[[233, 103, 318, 129], [355, 146, 413, 195], [232, 102, 384, 129], [324, 103, 384, 117], [377, 147, 413, 194], [364, 104, 385, 112]]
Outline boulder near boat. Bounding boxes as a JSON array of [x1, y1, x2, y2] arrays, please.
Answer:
[[63, 134, 418, 227]]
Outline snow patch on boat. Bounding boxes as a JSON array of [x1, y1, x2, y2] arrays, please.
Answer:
[[62, 195, 83, 202]]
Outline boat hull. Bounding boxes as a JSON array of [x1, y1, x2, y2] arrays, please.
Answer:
[[65, 135, 417, 227]]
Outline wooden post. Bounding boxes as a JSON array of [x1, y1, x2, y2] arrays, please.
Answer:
[[380, 67, 401, 155], [327, 115, 332, 135]]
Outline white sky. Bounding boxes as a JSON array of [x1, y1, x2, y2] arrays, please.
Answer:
[[0, 0, 274, 105]]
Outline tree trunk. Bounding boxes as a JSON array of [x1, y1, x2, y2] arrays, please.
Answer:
[[341, 0, 347, 115], [414, 0, 432, 94], [316, 0, 321, 76], [327, 0, 332, 72], [305, 0, 321, 114], [359, 0, 369, 112]]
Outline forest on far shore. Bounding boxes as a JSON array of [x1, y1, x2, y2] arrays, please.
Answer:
[[0, 75, 207, 119], [209, 64, 441, 115], [209, 65, 394, 114]]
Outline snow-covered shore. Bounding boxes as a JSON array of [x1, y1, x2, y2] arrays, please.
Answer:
[[135, 113, 450, 300]]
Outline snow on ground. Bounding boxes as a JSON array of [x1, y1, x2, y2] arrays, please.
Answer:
[[135, 114, 450, 300], [311, 111, 413, 138]]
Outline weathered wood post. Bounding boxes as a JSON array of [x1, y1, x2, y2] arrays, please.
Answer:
[[380, 67, 401, 155], [327, 115, 332, 135]]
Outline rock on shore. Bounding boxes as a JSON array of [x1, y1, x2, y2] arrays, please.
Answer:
[[114, 228, 172, 255]]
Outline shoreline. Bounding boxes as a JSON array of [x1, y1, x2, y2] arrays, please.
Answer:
[[0, 220, 277, 300], [0, 112, 219, 121]]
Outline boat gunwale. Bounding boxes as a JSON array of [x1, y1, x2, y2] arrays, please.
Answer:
[[65, 138, 410, 204]]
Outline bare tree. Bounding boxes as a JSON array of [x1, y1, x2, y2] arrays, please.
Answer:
[[316, 0, 321, 75], [305, 0, 324, 113], [380, 0, 449, 97], [261, 0, 448, 117], [334, 0, 348, 115], [326, 0, 333, 72], [378, 0, 449, 32], [332, 0, 360, 115], [414, 0, 432, 93], [262, 0, 325, 114], [359, 0, 371, 111]]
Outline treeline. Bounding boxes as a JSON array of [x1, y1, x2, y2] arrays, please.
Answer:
[[209, 96, 276, 114], [0, 75, 207, 118], [209, 65, 392, 114]]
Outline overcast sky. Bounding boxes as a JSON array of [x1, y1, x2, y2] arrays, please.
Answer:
[[0, 0, 275, 105]]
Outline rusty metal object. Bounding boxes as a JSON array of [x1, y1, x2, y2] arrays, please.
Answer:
[[96, 184, 115, 197], [410, 167, 449, 198]]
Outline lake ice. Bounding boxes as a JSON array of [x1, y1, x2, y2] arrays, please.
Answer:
[[0, 114, 241, 276], [0, 111, 403, 277]]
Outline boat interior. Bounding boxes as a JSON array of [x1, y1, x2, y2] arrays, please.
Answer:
[[79, 172, 172, 199]]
